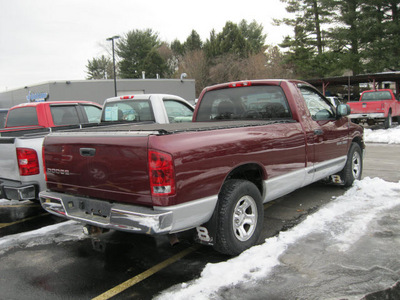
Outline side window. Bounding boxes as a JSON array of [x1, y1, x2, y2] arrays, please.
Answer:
[[299, 87, 335, 120], [6, 107, 39, 127], [82, 105, 102, 123], [51, 105, 80, 125], [163, 100, 194, 123]]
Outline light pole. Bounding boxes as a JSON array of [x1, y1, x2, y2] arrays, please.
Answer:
[[106, 35, 120, 97]]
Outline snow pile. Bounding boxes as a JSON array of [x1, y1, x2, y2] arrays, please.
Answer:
[[156, 177, 400, 300], [364, 125, 400, 144], [0, 199, 31, 206], [0, 220, 87, 255]]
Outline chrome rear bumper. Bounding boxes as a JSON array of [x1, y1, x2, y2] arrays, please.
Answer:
[[39, 191, 173, 234], [39, 191, 218, 235], [349, 113, 385, 119]]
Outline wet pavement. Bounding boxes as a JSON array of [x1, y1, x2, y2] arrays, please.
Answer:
[[0, 140, 399, 299]]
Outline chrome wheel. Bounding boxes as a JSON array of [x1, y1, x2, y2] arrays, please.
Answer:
[[351, 151, 362, 180], [233, 195, 258, 242]]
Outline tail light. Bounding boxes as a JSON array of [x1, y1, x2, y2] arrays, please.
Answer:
[[16, 148, 39, 176], [148, 150, 175, 196], [228, 81, 251, 88]]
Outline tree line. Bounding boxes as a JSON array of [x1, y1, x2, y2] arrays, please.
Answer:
[[86, 0, 400, 97]]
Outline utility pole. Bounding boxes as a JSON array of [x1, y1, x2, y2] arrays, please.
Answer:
[[106, 35, 120, 97]]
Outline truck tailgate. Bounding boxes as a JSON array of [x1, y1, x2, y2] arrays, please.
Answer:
[[0, 138, 19, 181], [349, 101, 382, 114], [44, 132, 152, 206]]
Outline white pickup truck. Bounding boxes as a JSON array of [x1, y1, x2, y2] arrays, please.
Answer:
[[0, 94, 194, 201]]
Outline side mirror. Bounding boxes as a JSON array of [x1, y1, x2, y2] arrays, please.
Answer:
[[336, 104, 351, 118]]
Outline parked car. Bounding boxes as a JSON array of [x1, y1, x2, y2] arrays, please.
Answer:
[[348, 89, 400, 128], [101, 94, 194, 124], [0, 101, 102, 134], [39, 79, 364, 255]]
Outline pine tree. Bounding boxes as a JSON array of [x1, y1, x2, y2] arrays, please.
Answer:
[[86, 55, 113, 79], [116, 29, 162, 79]]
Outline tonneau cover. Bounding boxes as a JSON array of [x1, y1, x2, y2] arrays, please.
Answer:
[[61, 120, 295, 134]]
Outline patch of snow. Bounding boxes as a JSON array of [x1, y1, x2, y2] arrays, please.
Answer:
[[0, 199, 32, 206], [0, 220, 87, 255], [364, 125, 400, 144]]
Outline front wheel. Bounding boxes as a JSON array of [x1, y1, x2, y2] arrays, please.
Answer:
[[340, 143, 363, 187], [214, 180, 263, 256]]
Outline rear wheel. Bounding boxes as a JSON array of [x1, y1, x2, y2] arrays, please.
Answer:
[[340, 143, 362, 187], [384, 112, 392, 129], [214, 180, 263, 256]]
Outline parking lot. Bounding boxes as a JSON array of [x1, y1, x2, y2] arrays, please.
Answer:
[[1, 139, 399, 299]]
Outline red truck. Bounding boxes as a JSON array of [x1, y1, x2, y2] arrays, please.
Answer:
[[0, 101, 102, 134], [348, 89, 400, 128], [39, 80, 364, 255]]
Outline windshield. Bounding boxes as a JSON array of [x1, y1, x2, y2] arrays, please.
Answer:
[[360, 91, 392, 101], [101, 100, 155, 122], [196, 85, 292, 122]]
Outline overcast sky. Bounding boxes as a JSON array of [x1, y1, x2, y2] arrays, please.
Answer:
[[0, 0, 291, 92]]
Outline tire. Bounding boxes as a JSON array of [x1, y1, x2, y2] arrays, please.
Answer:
[[384, 112, 392, 129], [340, 143, 363, 187], [214, 180, 263, 256]]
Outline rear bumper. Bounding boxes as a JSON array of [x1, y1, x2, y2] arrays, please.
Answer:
[[349, 113, 385, 120], [0, 179, 38, 200], [39, 191, 218, 235]]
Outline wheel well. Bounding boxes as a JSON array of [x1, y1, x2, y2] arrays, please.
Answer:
[[351, 136, 364, 156], [225, 164, 264, 196]]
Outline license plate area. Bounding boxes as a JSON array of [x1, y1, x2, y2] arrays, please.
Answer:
[[64, 197, 112, 223]]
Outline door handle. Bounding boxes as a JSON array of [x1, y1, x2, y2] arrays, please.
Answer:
[[80, 148, 96, 157], [314, 129, 323, 136]]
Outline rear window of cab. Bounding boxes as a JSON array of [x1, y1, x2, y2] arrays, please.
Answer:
[[6, 107, 39, 127], [196, 85, 292, 122]]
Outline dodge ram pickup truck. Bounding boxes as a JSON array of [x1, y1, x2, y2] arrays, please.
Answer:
[[0, 95, 193, 202], [348, 89, 400, 128], [39, 80, 364, 255]]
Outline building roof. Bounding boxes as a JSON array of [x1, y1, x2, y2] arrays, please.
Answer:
[[305, 71, 400, 88]]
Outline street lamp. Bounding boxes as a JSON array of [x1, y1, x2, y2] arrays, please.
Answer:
[[106, 35, 120, 97]]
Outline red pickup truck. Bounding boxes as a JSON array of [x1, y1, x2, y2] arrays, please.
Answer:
[[39, 80, 364, 255], [348, 89, 400, 128]]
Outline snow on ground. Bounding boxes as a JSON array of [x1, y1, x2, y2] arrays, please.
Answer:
[[0, 199, 31, 206], [156, 177, 400, 300], [0, 220, 87, 255], [364, 124, 400, 144]]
